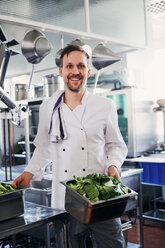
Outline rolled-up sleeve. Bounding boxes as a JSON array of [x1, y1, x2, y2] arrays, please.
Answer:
[[105, 100, 128, 172], [24, 99, 52, 180]]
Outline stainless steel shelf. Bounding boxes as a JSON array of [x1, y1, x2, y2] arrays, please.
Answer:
[[143, 209, 165, 222]]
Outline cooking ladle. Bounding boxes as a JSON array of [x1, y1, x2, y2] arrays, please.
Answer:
[[92, 43, 121, 93]]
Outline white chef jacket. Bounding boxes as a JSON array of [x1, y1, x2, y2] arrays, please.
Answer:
[[25, 89, 127, 209]]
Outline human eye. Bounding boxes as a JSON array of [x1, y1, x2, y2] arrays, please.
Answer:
[[66, 64, 73, 69], [78, 64, 85, 69]]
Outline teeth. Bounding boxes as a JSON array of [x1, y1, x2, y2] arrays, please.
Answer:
[[70, 78, 79, 81]]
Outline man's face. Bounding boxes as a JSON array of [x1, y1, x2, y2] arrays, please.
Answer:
[[59, 51, 91, 92]]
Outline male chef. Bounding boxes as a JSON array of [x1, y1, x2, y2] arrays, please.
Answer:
[[13, 42, 127, 248]]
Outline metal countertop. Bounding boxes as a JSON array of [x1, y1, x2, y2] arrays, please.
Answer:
[[0, 201, 66, 239], [126, 154, 165, 163], [121, 168, 143, 178]]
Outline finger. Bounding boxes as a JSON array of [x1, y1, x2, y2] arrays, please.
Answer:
[[12, 181, 18, 188]]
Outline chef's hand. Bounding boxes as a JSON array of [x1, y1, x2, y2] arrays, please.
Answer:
[[12, 171, 33, 188], [107, 165, 120, 180]]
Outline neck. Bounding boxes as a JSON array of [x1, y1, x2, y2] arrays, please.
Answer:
[[64, 88, 85, 110]]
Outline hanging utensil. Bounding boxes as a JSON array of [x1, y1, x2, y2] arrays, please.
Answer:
[[21, 29, 52, 90], [55, 38, 92, 67], [55, 48, 63, 67], [21, 29, 52, 64], [70, 39, 92, 58], [0, 42, 6, 69], [28, 64, 34, 90], [92, 43, 121, 70], [12, 123, 15, 167], [8, 119, 12, 181], [0, 49, 12, 88], [92, 43, 122, 93], [3, 119, 8, 181]]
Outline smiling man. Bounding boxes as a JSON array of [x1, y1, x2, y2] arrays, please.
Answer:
[[59, 49, 90, 93], [13, 43, 127, 248]]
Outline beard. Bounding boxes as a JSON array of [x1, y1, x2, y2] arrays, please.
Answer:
[[66, 74, 85, 92]]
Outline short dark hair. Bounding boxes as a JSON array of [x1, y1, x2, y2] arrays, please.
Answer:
[[59, 44, 90, 67]]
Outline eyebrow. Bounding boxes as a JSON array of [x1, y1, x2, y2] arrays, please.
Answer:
[[66, 62, 86, 65]]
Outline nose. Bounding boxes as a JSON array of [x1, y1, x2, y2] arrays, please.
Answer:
[[72, 66, 79, 74]]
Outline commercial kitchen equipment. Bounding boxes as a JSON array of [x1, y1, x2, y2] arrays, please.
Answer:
[[55, 38, 92, 67], [153, 99, 165, 150], [21, 29, 52, 90], [24, 168, 144, 247], [98, 87, 160, 158], [0, 98, 30, 180], [127, 155, 165, 224], [10, 82, 34, 101], [0, 187, 24, 222], [43, 74, 64, 98], [91, 43, 121, 93], [121, 167, 144, 248], [21, 29, 51, 65], [0, 86, 17, 109], [61, 180, 137, 225], [0, 201, 66, 248]]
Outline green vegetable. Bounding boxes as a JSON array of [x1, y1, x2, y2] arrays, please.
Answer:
[[1, 183, 15, 192], [0, 184, 8, 193], [67, 173, 129, 202], [0, 183, 16, 195]]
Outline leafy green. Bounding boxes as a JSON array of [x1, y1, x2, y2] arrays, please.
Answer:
[[0, 183, 16, 195], [66, 173, 129, 202]]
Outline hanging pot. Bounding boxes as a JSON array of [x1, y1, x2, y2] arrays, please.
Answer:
[[21, 29, 51, 64]]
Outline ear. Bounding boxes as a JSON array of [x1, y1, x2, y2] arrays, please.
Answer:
[[59, 66, 63, 77], [87, 68, 91, 78]]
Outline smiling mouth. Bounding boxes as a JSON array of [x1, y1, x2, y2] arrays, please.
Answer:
[[70, 78, 80, 81], [68, 75, 83, 81]]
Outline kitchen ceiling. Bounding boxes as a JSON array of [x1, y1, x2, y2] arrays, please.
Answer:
[[147, 0, 165, 49], [147, 0, 165, 14]]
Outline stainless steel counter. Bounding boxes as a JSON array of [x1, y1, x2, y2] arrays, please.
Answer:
[[0, 201, 66, 244], [121, 167, 144, 248], [121, 168, 143, 178], [125, 154, 165, 163]]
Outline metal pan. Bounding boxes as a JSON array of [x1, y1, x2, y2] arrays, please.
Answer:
[[61, 180, 137, 225], [0, 186, 25, 222]]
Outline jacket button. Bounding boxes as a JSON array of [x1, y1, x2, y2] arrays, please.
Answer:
[[63, 148, 65, 151], [81, 147, 84, 150], [83, 169, 85, 171], [65, 170, 67, 173]]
